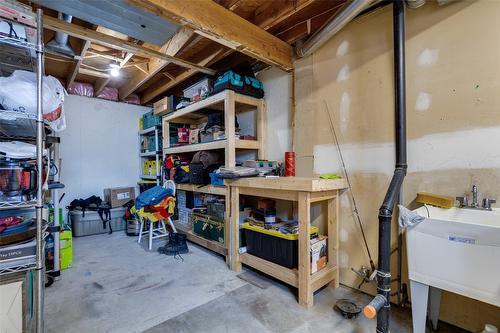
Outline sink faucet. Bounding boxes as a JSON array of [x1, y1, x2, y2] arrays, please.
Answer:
[[456, 184, 496, 211], [471, 184, 478, 208]]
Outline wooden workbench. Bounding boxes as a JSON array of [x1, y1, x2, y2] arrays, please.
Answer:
[[227, 177, 348, 308]]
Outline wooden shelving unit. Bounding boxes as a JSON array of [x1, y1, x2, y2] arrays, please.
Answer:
[[227, 177, 348, 308], [163, 90, 266, 263]]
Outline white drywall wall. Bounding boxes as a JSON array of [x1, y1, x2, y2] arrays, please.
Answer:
[[257, 67, 292, 161], [58, 95, 149, 212], [235, 67, 292, 164]]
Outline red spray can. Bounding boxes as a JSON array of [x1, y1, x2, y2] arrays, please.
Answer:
[[285, 152, 295, 177]]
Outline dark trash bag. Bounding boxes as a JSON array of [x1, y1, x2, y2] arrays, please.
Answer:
[[68, 195, 113, 234]]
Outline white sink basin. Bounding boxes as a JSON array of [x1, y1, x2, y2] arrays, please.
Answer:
[[407, 206, 500, 332]]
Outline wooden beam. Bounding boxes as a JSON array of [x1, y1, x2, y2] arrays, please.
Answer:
[[79, 67, 110, 79], [141, 48, 227, 104], [134, 64, 149, 75], [66, 40, 91, 89], [118, 27, 195, 99], [43, 15, 216, 76], [254, 0, 315, 31], [85, 49, 125, 62], [126, 0, 293, 71], [136, 0, 315, 102]]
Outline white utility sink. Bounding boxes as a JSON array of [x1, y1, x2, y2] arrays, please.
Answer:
[[406, 206, 500, 333]]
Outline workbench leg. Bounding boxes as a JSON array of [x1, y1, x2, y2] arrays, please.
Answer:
[[328, 193, 339, 288], [298, 192, 312, 308], [230, 187, 241, 272]]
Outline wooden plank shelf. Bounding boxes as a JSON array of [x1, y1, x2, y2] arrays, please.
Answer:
[[164, 90, 266, 265], [239, 252, 338, 292], [176, 183, 227, 195], [163, 139, 259, 154], [140, 175, 157, 180], [173, 221, 228, 257], [163, 90, 262, 122]]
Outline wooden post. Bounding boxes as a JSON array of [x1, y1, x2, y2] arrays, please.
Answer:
[[328, 192, 340, 288], [224, 185, 232, 266], [257, 100, 267, 160], [162, 119, 170, 150], [298, 191, 312, 308], [225, 90, 236, 167], [229, 186, 241, 271]]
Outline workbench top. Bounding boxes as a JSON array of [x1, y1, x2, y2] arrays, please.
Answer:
[[226, 177, 348, 192]]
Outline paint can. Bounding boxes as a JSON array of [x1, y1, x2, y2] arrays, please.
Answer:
[[285, 152, 295, 177]]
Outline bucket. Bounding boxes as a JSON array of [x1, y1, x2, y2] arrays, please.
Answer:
[[126, 218, 140, 236]]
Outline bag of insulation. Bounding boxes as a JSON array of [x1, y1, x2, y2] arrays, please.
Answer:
[[0, 70, 67, 132]]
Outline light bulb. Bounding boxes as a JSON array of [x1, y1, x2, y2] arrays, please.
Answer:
[[110, 67, 120, 77]]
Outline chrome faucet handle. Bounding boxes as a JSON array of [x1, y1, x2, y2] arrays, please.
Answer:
[[482, 198, 496, 210], [456, 196, 468, 208]]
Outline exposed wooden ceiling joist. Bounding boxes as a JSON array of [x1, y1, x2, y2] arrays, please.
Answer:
[[126, 0, 294, 72], [138, 0, 315, 103], [67, 39, 91, 88], [43, 15, 216, 76], [141, 48, 230, 104], [79, 67, 110, 79], [118, 27, 195, 99], [253, 0, 315, 30]]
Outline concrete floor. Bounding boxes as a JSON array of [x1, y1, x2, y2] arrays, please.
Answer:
[[45, 232, 466, 333]]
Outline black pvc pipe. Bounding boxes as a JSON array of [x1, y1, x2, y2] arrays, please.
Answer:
[[394, 0, 407, 169], [368, 1, 408, 332]]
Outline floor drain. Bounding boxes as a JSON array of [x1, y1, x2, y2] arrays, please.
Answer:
[[334, 299, 362, 319]]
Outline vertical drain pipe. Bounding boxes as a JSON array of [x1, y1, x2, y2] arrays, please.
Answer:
[[363, 1, 407, 332]]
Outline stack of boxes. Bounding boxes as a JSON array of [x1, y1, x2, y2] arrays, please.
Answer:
[[176, 190, 192, 226]]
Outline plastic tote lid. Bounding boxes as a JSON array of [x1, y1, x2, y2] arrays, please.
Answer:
[[0, 141, 42, 159]]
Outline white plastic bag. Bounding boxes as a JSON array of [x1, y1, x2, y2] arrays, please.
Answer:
[[0, 70, 67, 131], [398, 204, 426, 230]]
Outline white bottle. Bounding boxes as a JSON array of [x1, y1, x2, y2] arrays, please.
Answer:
[[482, 324, 498, 333]]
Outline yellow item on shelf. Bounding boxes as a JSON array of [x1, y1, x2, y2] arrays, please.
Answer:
[[415, 192, 454, 209], [60, 230, 73, 270], [143, 160, 150, 175]]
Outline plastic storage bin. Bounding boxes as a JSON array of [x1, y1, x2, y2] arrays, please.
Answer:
[[70, 207, 126, 237], [141, 110, 161, 129], [242, 223, 319, 269], [209, 172, 224, 186]]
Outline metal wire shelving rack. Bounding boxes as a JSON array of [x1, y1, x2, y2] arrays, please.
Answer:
[[0, 9, 46, 332]]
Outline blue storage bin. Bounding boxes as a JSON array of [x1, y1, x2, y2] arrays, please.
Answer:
[[209, 172, 224, 186]]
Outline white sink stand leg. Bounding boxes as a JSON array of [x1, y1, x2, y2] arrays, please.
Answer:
[[429, 286, 442, 330], [410, 280, 442, 333], [410, 280, 428, 333]]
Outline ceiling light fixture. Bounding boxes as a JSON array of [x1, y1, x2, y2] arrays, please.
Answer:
[[110, 67, 120, 77], [109, 60, 120, 77]]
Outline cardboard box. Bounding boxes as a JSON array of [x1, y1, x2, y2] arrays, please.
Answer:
[[311, 235, 328, 274], [104, 187, 135, 208], [153, 96, 182, 116]]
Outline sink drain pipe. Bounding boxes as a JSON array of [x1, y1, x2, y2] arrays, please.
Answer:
[[363, 1, 407, 332]]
